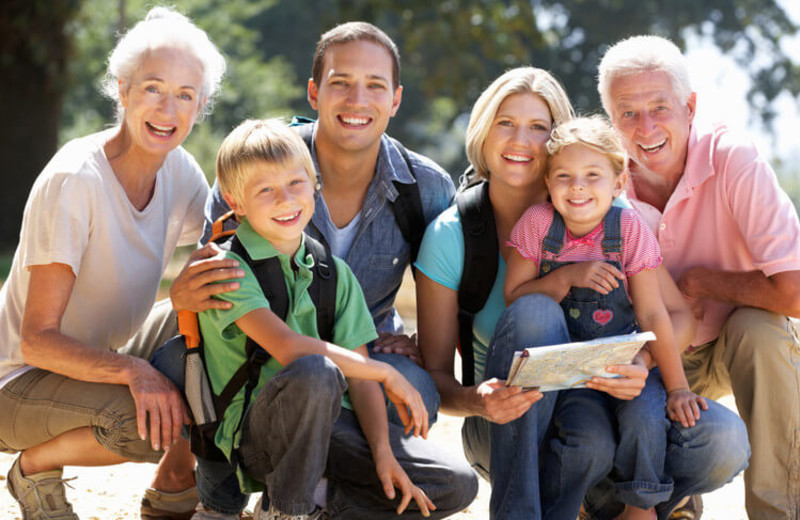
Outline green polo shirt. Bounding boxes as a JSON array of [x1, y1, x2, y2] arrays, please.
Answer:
[[199, 220, 377, 490]]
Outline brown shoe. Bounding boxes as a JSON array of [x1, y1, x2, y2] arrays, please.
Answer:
[[141, 486, 198, 520], [669, 495, 703, 520], [6, 456, 78, 520]]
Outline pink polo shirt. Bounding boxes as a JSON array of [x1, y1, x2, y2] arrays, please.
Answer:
[[627, 117, 800, 346]]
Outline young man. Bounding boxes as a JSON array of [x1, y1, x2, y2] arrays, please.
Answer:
[[599, 35, 800, 519], [170, 23, 469, 519]]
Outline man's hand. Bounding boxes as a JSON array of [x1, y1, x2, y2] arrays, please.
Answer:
[[128, 360, 190, 452], [170, 243, 245, 313], [476, 378, 543, 424], [372, 332, 422, 365]]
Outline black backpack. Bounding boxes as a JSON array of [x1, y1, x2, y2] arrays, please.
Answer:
[[292, 118, 426, 266], [456, 181, 498, 387], [184, 223, 337, 464]]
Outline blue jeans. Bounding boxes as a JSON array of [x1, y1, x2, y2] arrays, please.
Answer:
[[540, 370, 672, 518], [462, 294, 568, 520], [540, 374, 750, 520], [150, 337, 450, 516]]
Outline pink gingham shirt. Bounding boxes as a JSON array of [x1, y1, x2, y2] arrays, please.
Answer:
[[627, 117, 800, 346]]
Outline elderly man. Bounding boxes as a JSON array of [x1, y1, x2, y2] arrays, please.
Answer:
[[599, 35, 800, 520]]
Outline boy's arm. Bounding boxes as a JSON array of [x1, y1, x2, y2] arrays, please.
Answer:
[[504, 249, 624, 305], [235, 308, 428, 437], [629, 269, 707, 426], [347, 346, 435, 517]]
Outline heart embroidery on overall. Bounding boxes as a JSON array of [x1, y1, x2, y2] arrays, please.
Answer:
[[592, 309, 613, 326]]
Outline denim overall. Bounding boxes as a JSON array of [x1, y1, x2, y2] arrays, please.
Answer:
[[538, 206, 674, 512], [539, 205, 637, 342]]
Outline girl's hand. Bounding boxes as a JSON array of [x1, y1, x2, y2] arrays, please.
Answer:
[[585, 360, 647, 400], [667, 388, 708, 427], [374, 450, 436, 517], [383, 368, 429, 438], [562, 261, 624, 295], [477, 378, 543, 424]]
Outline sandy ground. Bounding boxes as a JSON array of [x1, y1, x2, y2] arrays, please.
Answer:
[[0, 271, 748, 519]]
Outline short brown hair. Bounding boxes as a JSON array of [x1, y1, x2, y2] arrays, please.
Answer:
[[216, 119, 316, 206], [546, 116, 626, 177], [311, 21, 400, 89]]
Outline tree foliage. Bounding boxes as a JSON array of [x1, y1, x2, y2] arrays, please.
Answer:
[[1, 0, 798, 248]]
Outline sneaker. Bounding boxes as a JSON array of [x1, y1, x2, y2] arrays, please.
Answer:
[[191, 503, 254, 520], [252, 496, 327, 520], [141, 486, 198, 519], [6, 455, 78, 520], [669, 495, 703, 520]]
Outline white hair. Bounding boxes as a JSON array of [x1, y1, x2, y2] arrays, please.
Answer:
[[102, 6, 226, 120], [597, 35, 691, 115]]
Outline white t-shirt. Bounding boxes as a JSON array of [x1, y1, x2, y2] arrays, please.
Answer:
[[0, 128, 208, 382]]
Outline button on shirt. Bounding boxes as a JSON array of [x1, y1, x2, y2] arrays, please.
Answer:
[[628, 117, 800, 345]]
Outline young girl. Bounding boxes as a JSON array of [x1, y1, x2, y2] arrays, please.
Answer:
[[504, 116, 707, 520]]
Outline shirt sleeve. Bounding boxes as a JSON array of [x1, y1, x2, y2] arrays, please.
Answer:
[[414, 206, 464, 291], [507, 203, 551, 265], [721, 135, 800, 276], [201, 251, 270, 341], [21, 172, 93, 277], [331, 257, 378, 350], [621, 209, 662, 276]]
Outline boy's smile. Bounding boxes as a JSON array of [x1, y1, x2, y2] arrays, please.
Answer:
[[226, 160, 315, 255], [546, 143, 626, 237]]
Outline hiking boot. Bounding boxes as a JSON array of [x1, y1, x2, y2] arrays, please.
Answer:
[[252, 496, 327, 520], [191, 503, 253, 520], [6, 455, 79, 520], [141, 486, 198, 520]]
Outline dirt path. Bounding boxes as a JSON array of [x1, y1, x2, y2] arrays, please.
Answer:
[[0, 394, 746, 519]]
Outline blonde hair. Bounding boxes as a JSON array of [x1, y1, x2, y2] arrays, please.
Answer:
[[465, 67, 574, 180], [546, 116, 626, 177], [597, 35, 691, 116], [103, 6, 226, 121], [216, 119, 316, 205]]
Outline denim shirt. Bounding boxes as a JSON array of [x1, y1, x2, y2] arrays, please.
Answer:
[[202, 122, 455, 334]]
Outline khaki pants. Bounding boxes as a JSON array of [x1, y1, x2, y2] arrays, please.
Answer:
[[683, 307, 800, 520], [0, 299, 179, 462]]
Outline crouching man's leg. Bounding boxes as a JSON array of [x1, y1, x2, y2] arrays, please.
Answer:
[[325, 408, 478, 520], [713, 307, 800, 520]]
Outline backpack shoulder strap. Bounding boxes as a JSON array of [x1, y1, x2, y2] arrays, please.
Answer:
[[455, 181, 498, 386], [303, 234, 337, 342], [387, 137, 425, 268]]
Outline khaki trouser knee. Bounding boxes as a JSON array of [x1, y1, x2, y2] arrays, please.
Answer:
[[683, 307, 800, 520]]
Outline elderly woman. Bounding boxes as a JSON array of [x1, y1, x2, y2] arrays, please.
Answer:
[[415, 67, 748, 519], [0, 7, 224, 519]]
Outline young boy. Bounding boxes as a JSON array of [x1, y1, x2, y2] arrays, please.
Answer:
[[204, 119, 437, 520]]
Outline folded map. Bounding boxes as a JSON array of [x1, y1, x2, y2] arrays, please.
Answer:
[[506, 331, 656, 392]]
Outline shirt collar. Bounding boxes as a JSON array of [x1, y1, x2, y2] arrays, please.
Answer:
[[235, 218, 312, 269], [306, 121, 415, 202]]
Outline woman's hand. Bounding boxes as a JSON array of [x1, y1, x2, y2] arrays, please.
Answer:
[[585, 357, 647, 400], [374, 449, 436, 517], [127, 359, 190, 452], [667, 388, 708, 428], [169, 242, 245, 313], [382, 367, 429, 438], [476, 378, 543, 424]]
